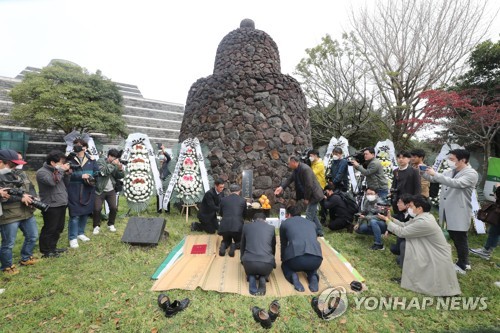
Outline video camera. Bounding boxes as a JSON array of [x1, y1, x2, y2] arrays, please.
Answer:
[[2, 180, 49, 212], [297, 147, 313, 166], [347, 149, 367, 166]]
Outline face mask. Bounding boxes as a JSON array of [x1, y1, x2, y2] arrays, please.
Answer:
[[309, 156, 315, 162], [366, 195, 377, 202], [73, 145, 83, 153], [55, 165, 65, 172], [408, 208, 416, 217], [15, 165, 23, 170], [0, 168, 11, 175], [332, 155, 340, 161], [446, 160, 457, 169]]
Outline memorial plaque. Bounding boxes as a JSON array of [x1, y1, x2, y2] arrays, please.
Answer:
[[242, 170, 253, 199]]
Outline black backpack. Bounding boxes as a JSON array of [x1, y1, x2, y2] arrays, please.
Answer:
[[337, 191, 360, 216]]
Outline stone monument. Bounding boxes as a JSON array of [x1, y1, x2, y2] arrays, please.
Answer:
[[179, 19, 312, 205]]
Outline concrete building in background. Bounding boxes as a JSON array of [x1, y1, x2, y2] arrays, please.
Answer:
[[0, 61, 184, 168]]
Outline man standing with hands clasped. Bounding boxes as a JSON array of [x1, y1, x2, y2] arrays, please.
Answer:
[[421, 149, 478, 275]]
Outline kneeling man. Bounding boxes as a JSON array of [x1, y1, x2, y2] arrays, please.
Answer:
[[240, 213, 276, 295], [218, 184, 246, 257], [280, 205, 323, 292], [378, 195, 461, 296]]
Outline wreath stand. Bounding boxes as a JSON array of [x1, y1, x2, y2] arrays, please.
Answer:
[[181, 204, 198, 224]]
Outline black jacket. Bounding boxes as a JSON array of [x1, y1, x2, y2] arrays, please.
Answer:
[[279, 216, 322, 262], [324, 192, 353, 222], [218, 193, 247, 234], [281, 163, 324, 204], [240, 220, 276, 267], [197, 187, 224, 223]]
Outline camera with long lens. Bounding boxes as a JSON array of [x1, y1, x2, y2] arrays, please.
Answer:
[[347, 149, 366, 166], [375, 199, 392, 216], [66, 151, 81, 170], [117, 150, 128, 166], [4, 187, 49, 212]]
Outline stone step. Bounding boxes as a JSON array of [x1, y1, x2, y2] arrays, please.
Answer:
[[125, 124, 180, 140], [123, 115, 181, 130], [123, 105, 184, 122], [123, 96, 184, 113]]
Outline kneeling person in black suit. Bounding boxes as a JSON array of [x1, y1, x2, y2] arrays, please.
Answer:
[[240, 213, 276, 295], [280, 205, 323, 292], [218, 184, 247, 257]]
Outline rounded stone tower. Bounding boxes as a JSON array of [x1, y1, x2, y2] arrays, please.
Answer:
[[179, 19, 312, 203]]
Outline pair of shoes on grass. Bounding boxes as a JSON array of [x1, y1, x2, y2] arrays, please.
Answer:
[[252, 300, 280, 329], [157, 293, 190, 318]]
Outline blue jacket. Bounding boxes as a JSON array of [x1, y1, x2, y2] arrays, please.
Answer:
[[67, 154, 99, 217]]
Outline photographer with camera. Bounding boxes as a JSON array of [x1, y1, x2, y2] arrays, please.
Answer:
[[37, 150, 71, 258], [66, 139, 99, 248], [351, 147, 388, 199], [0, 149, 39, 274], [353, 187, 390, 250], [378, 195, 460, 296], [92, 148, 125, 234]]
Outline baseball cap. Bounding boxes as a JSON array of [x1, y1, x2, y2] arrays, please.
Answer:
[[0, 149, 27, 165]]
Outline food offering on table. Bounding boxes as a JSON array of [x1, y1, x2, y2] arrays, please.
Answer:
[[259, 195, 271, 209], [250, 202, 261, 209]]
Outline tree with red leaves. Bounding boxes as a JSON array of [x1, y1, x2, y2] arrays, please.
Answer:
[[419, 88, 499, 181]]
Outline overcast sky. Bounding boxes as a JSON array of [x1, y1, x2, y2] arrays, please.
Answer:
[[1, 0, 498, 105]]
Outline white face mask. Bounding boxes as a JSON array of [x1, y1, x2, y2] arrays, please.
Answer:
[[446, 160, 457, 169], [15, 165, 23, 170], [408, 208, 416, 217], [366, 195, 377, 202], [0, 168, 11, 174], [332, 155, 340, 161], [309, 156, 315, 162]]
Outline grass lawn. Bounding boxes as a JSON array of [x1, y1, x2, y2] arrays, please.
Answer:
[[1, 191, 499, 332]]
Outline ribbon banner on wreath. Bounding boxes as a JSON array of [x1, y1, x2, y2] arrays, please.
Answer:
[[121, 133, 163, 212], [430, 143, 485, 234], [375, 139, 397, 189], [63, 130, 99, 160], [163, 138, 211, 207]]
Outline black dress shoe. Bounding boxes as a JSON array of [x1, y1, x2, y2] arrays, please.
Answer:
[[268, 300, 280, 322], [228, 243, 236, 257], [157, 294, 170, 311], [251, 306, 272, 329], [55, 248, 68, 253], [219, 243, 227, 257], [41, 252, 60, 258], [164, 298, 190, 318]]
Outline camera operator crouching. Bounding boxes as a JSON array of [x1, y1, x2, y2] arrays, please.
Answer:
[[353, 187, 391, 250], [92, 149, 125, 234], [0, 149, 39, 274]]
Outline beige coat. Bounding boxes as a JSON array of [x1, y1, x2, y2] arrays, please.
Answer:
[[388, 212, 461, 296]]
